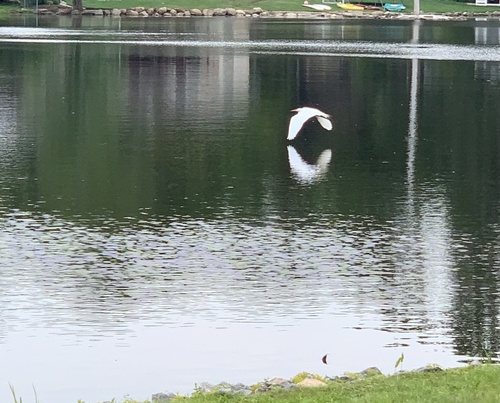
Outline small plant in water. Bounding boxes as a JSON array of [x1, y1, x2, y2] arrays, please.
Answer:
[[394, 352, 405, 372], [9, 384, 22, 403], [9, 384, 39, 403], [481, 340, 494, 363]]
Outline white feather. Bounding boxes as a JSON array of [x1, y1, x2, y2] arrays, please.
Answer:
[[317, 116, 333, 131], [287, 107, 333, 141]]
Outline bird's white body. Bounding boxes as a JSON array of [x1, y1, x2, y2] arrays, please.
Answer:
[[287, 107, 333, 141]]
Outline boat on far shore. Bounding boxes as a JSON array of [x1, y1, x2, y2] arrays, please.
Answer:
[[383, 2, 406, 11], [336, 2, 384, 11], [337, 2, 365, 10]]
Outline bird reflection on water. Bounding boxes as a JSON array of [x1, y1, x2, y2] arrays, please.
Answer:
[[287, 145, 332, 185]]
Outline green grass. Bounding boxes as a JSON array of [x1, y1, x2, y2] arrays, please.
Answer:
[[75, 365, 500, 403], [0, 4, 20, 16], [79, 0, 500, 13], [2, 0, 500, 14], [402, 0, 500, 13], [83, 0, 308, 11]]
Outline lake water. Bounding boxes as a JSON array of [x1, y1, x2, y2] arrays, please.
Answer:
[[1, 14, 500, 403]]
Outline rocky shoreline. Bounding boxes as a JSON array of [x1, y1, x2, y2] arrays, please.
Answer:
[[150, 364, 447, 402], [25, 4, 500, 21]]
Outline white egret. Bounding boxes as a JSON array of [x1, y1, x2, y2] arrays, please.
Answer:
[[287, 145, 332, 185], [287, 107, 333, 141]]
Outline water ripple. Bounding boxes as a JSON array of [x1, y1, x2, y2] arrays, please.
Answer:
[[0, 27, 499, 61]]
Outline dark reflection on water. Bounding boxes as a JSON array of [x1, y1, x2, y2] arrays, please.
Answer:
[[1, 16, 500, 403]]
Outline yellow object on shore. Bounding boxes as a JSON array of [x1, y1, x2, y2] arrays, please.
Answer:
[[337, 3, 365, 10]]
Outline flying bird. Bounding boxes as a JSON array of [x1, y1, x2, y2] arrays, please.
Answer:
[[322, 354, 329, 364], [287, 107, 333, 141]]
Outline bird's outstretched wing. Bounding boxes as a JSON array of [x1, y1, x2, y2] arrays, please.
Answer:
[[287, 107, 332, 140], [317, 116, 333, 131], [287, 111, 313, 141]]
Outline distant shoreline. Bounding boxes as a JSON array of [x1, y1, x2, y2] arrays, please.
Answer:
[[18, 3, 500, 21]]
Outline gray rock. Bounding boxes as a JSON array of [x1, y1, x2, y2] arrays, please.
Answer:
[[152, 392, 176, 402], [194, 381, 251, 396], [415, 364, 444, 373], [360, 367, 383, 378], [196, 382, 215, 393], [213, 8, 226, 16], [231, 383, 252, 395], [330, 374, 357, 382], [213, 381, 233, 394], [255, 377, 296, 392], [191, 8, 202, 16], [126, 10, 139, 16], [55, 8, 72, 15], [267, 377, 290, 386]]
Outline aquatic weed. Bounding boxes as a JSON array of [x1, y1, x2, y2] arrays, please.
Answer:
[[394, 352, 405, 373], [9, 384, 39, 403]]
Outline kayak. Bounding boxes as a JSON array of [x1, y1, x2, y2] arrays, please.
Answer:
[[303, 3, 332, 10], [383, 3, 406, 11], [337, 3, 365, 10]]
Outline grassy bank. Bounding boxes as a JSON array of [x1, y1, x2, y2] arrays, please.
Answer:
[[2, 0, 500, 13], [0, 4, 19, 16], [73, 365, 500, 403], [79, 0, 500, 13]]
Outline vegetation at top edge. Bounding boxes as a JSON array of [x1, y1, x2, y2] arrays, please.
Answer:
[[0, 3, 20, 15], [68, 365, 500, 403], [3, 0, 500, 13], [78, 0, 500, 13]]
